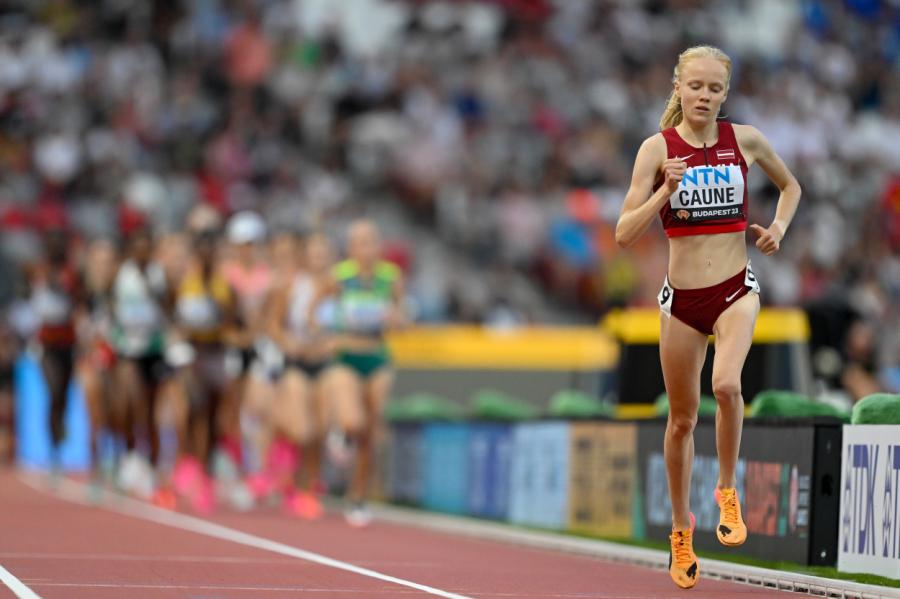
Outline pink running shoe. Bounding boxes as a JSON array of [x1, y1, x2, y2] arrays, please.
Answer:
[[191, 477, 216, 515], [265, 439, 299, 492], [173, 456, 216, 515], [246, 472, 276, 500], [172, 456, 204, 498]]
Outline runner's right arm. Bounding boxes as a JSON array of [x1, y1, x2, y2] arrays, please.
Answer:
[[615, 134, 683, 248]]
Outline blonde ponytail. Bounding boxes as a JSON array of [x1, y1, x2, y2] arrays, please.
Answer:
[[659, 89, 684, 131], [659, 45, 732, 131]]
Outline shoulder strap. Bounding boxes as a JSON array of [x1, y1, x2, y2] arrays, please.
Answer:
[[375, 261, 400, 282], [717, 120, 737, 145], [660, 128, 680, 158], [333, 260, 358, 281]]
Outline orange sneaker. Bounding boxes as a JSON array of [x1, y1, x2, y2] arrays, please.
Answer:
[[668, 513, 699, 589], [714, 487, 747, 547], [152, 487, 177, 511], [284, 491, 324, 520], [669, 514, 700, 589]]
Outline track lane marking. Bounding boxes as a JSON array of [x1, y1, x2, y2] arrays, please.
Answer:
[[0, 564, 42, 599], [20, 475, 471, 599], [28, 582, 427, 593]]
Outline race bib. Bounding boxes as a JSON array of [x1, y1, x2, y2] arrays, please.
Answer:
[[658, 276, 673, 317], [176, 296, 221, 331], [745, 260, 761, 294], [669, 164, 744, 222]]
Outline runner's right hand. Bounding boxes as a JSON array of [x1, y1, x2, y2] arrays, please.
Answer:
[[662, 158, 687, 193]]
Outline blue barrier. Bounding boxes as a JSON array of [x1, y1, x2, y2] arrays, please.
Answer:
[[509, 421, 570, 529], [15, 354, 90, 471], [422, 423, 470, 514], [386, 423, 424, 504], [466, 423, 512, 520]]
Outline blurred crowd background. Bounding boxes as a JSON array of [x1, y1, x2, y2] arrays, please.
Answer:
[[0, 0, 898, 402]]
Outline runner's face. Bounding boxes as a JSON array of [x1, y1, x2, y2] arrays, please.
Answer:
[[132, 234, 153, 263], [305, 235, 333, 272], [236, 241, 255, 264], [87, 241, 117, 292], [676, 57, 728, 126], [270, 234, 297, 269], [348, 225, 380, 266], [193, 230, 217, 261]]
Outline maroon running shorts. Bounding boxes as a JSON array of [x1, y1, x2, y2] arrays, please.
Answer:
[[657, 262, 760, 336]]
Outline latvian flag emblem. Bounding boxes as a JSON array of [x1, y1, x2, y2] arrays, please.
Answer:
[[716, 148, 736, 161]]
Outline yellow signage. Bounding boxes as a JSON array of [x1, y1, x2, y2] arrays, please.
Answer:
[[387, 326, 619, 370], [602, 308, 809, 344]]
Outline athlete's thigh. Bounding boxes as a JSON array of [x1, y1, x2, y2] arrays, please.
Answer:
[[275, 370, 314, 442], [711, 293, 760, 387], [113, 359, 142, 406], [660, 314, 709, 416]]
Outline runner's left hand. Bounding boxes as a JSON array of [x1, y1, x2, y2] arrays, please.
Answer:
[[750, 223, 783, 256]]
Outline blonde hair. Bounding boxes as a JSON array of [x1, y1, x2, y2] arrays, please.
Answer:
[[659, 45, 732, 130]]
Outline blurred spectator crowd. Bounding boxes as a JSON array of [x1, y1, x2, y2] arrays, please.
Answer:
[[0, 0, 898, 398]]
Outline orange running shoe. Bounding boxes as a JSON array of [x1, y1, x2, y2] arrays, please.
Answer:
[[668, 513, 699, 589], [715, 487, 747, 546], [284, 491, 324, 520], [152, 487, 177, 511]]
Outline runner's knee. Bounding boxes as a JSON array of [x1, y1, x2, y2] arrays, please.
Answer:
[[712, 378, 741, 405], [667, 412, 697, 439]]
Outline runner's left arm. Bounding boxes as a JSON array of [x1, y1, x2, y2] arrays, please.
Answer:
[[387, 272, 409, 331], [737, 125, 801, 256]]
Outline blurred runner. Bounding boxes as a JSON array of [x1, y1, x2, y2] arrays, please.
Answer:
[[313, 219, 407, 527], [268, 230, 336, 519], [220, 211, 274, 486], [0, 312, 18, 465], [109, 227, 169, 501], [171, 212, 238, 514], [29, 226, 81, 479], [78, 238, 119, 493]]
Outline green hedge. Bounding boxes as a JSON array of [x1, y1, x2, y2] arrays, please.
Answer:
[[851, 393, 900, 425], [548, 390, 615, 419], [385, 392, 465, 422], [470, 389, 538, 421], [748, 390, 850, 422]]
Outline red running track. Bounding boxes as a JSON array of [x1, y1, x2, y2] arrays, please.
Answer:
[[0, 471, 789, 598]]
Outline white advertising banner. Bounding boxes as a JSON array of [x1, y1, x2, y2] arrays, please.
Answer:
[[838, 425, 900, 579]]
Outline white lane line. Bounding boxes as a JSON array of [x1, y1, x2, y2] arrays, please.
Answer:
[[15, 581, 636, 599], [28, 582, 424, 593], [1, 552, 298, 564], [0, 564, 42, 599], [0, 552, 442, 568], [373, 504, 900, 599], [19, 475, 472, 599]]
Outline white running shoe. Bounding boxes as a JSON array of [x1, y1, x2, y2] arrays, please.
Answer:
[[344, 502, 373, 528], [326, 429, 354, 468], [117, 451, 155, 499]]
